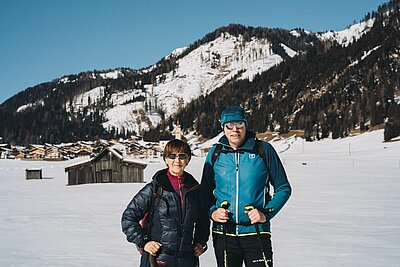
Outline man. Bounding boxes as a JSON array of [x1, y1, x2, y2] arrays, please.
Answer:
[[201, 105, 292, 267]]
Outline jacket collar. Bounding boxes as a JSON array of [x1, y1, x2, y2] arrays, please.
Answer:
[[153, 168, 199, 192], [217, 130, 257, 151]]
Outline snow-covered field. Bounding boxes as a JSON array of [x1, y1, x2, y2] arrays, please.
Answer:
[[1, 130, 399, 266]]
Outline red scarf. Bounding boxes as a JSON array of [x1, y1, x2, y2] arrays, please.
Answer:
[[167, 170, 184, 206]]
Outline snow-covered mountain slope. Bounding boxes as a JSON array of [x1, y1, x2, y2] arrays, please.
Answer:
[[60, 32, 289, 134], [15, 20, 377, 136], [146, 32, 284, 115], [318, 18, 375, 46]]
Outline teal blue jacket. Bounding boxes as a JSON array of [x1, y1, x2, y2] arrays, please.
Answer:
[[201, 131, 291, 236]]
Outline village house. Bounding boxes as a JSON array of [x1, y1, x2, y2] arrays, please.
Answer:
[[44, 146, 62, 160], [159, 134, 174, 151], [74, 148, 92, 158], [27, 145, 46, 159], [0, 144, 11, 159], [11, 146, 26, 159], [125, 141, 142, 156], [15, 153, 25, 159], [143, 144, 163, 158], [125, 141, 160, 159]]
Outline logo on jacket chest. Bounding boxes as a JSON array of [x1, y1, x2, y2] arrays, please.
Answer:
[[249, 154, 256, 159]]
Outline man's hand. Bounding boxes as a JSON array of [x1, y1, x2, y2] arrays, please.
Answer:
[[144, 241, 162, 256], [244, 208, 266, 224], [211, 208, 230, 223]]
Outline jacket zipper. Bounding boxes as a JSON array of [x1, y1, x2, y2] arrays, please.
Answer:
[[235, 152, 239, 235], [178, 184, 201, 227], [174, 184, 200, 252]]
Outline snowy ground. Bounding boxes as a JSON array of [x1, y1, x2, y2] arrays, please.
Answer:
[[0, 130, 399, 266]]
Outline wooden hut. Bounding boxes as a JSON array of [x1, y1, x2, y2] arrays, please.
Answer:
[[26, 168, 43, 179], [65, 147, 147, 185]]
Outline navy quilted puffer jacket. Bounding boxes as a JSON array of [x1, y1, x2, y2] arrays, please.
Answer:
[[121, 169, 208, 263]]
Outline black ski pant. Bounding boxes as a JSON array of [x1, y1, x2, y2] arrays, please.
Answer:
[[213, 233, 273, 267]]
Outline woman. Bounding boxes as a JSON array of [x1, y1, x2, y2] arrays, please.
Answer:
[[121, 139, 208, 267]]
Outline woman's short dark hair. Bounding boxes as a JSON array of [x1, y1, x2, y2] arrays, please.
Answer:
[[163, 139, 192, 162]]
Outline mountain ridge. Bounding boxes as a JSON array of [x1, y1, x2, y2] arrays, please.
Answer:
[[1, 1, 399, 145]]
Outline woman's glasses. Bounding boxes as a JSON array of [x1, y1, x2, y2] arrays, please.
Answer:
[[224, 121, 246, 130], [167, 153, 189, 160]]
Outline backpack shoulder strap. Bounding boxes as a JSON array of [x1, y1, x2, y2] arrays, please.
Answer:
[[152, 184, 163, 207], [212, 141, 267, 167], [147, 183, 163, 230], [211, 143, 223, 167], [255, 139, 267, 167], [256, 139, 274, 186]]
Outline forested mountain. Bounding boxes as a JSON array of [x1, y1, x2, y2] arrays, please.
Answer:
[[169, 1, 400, 142], [1, 1, 399, 145]]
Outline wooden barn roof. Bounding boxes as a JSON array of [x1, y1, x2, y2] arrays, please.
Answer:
[[64, 147, 147, 172]]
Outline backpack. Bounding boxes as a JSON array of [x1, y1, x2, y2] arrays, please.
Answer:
[[139, 183, 163, 230]]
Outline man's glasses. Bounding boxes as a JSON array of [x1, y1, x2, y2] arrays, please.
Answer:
[[167, 153, 189, 160], [224, 121, 246, 130]]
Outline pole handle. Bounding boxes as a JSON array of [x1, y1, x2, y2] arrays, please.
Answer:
[[245, 205, 254, 211], [221, 200, 230, 209]]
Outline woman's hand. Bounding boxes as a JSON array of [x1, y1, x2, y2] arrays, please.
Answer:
[[193, 242, 207, 256], [211, 208, 230, 223], [144, 241, 162, 256]]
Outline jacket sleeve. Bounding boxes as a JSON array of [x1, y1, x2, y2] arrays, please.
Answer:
[[121, 182, 154, 250], [264, 142, 292, 220], [193, 185, 212, 247], [198, 146, 217, 241], [194, 147, 215, 246]]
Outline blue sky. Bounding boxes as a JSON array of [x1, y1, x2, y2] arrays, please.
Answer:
[[0, 0, 386, 104]]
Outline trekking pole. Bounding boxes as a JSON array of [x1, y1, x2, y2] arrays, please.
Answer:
[[149, 254, 156, 267], [221, 201, 230, 267], [244, 205, 274, 267]]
